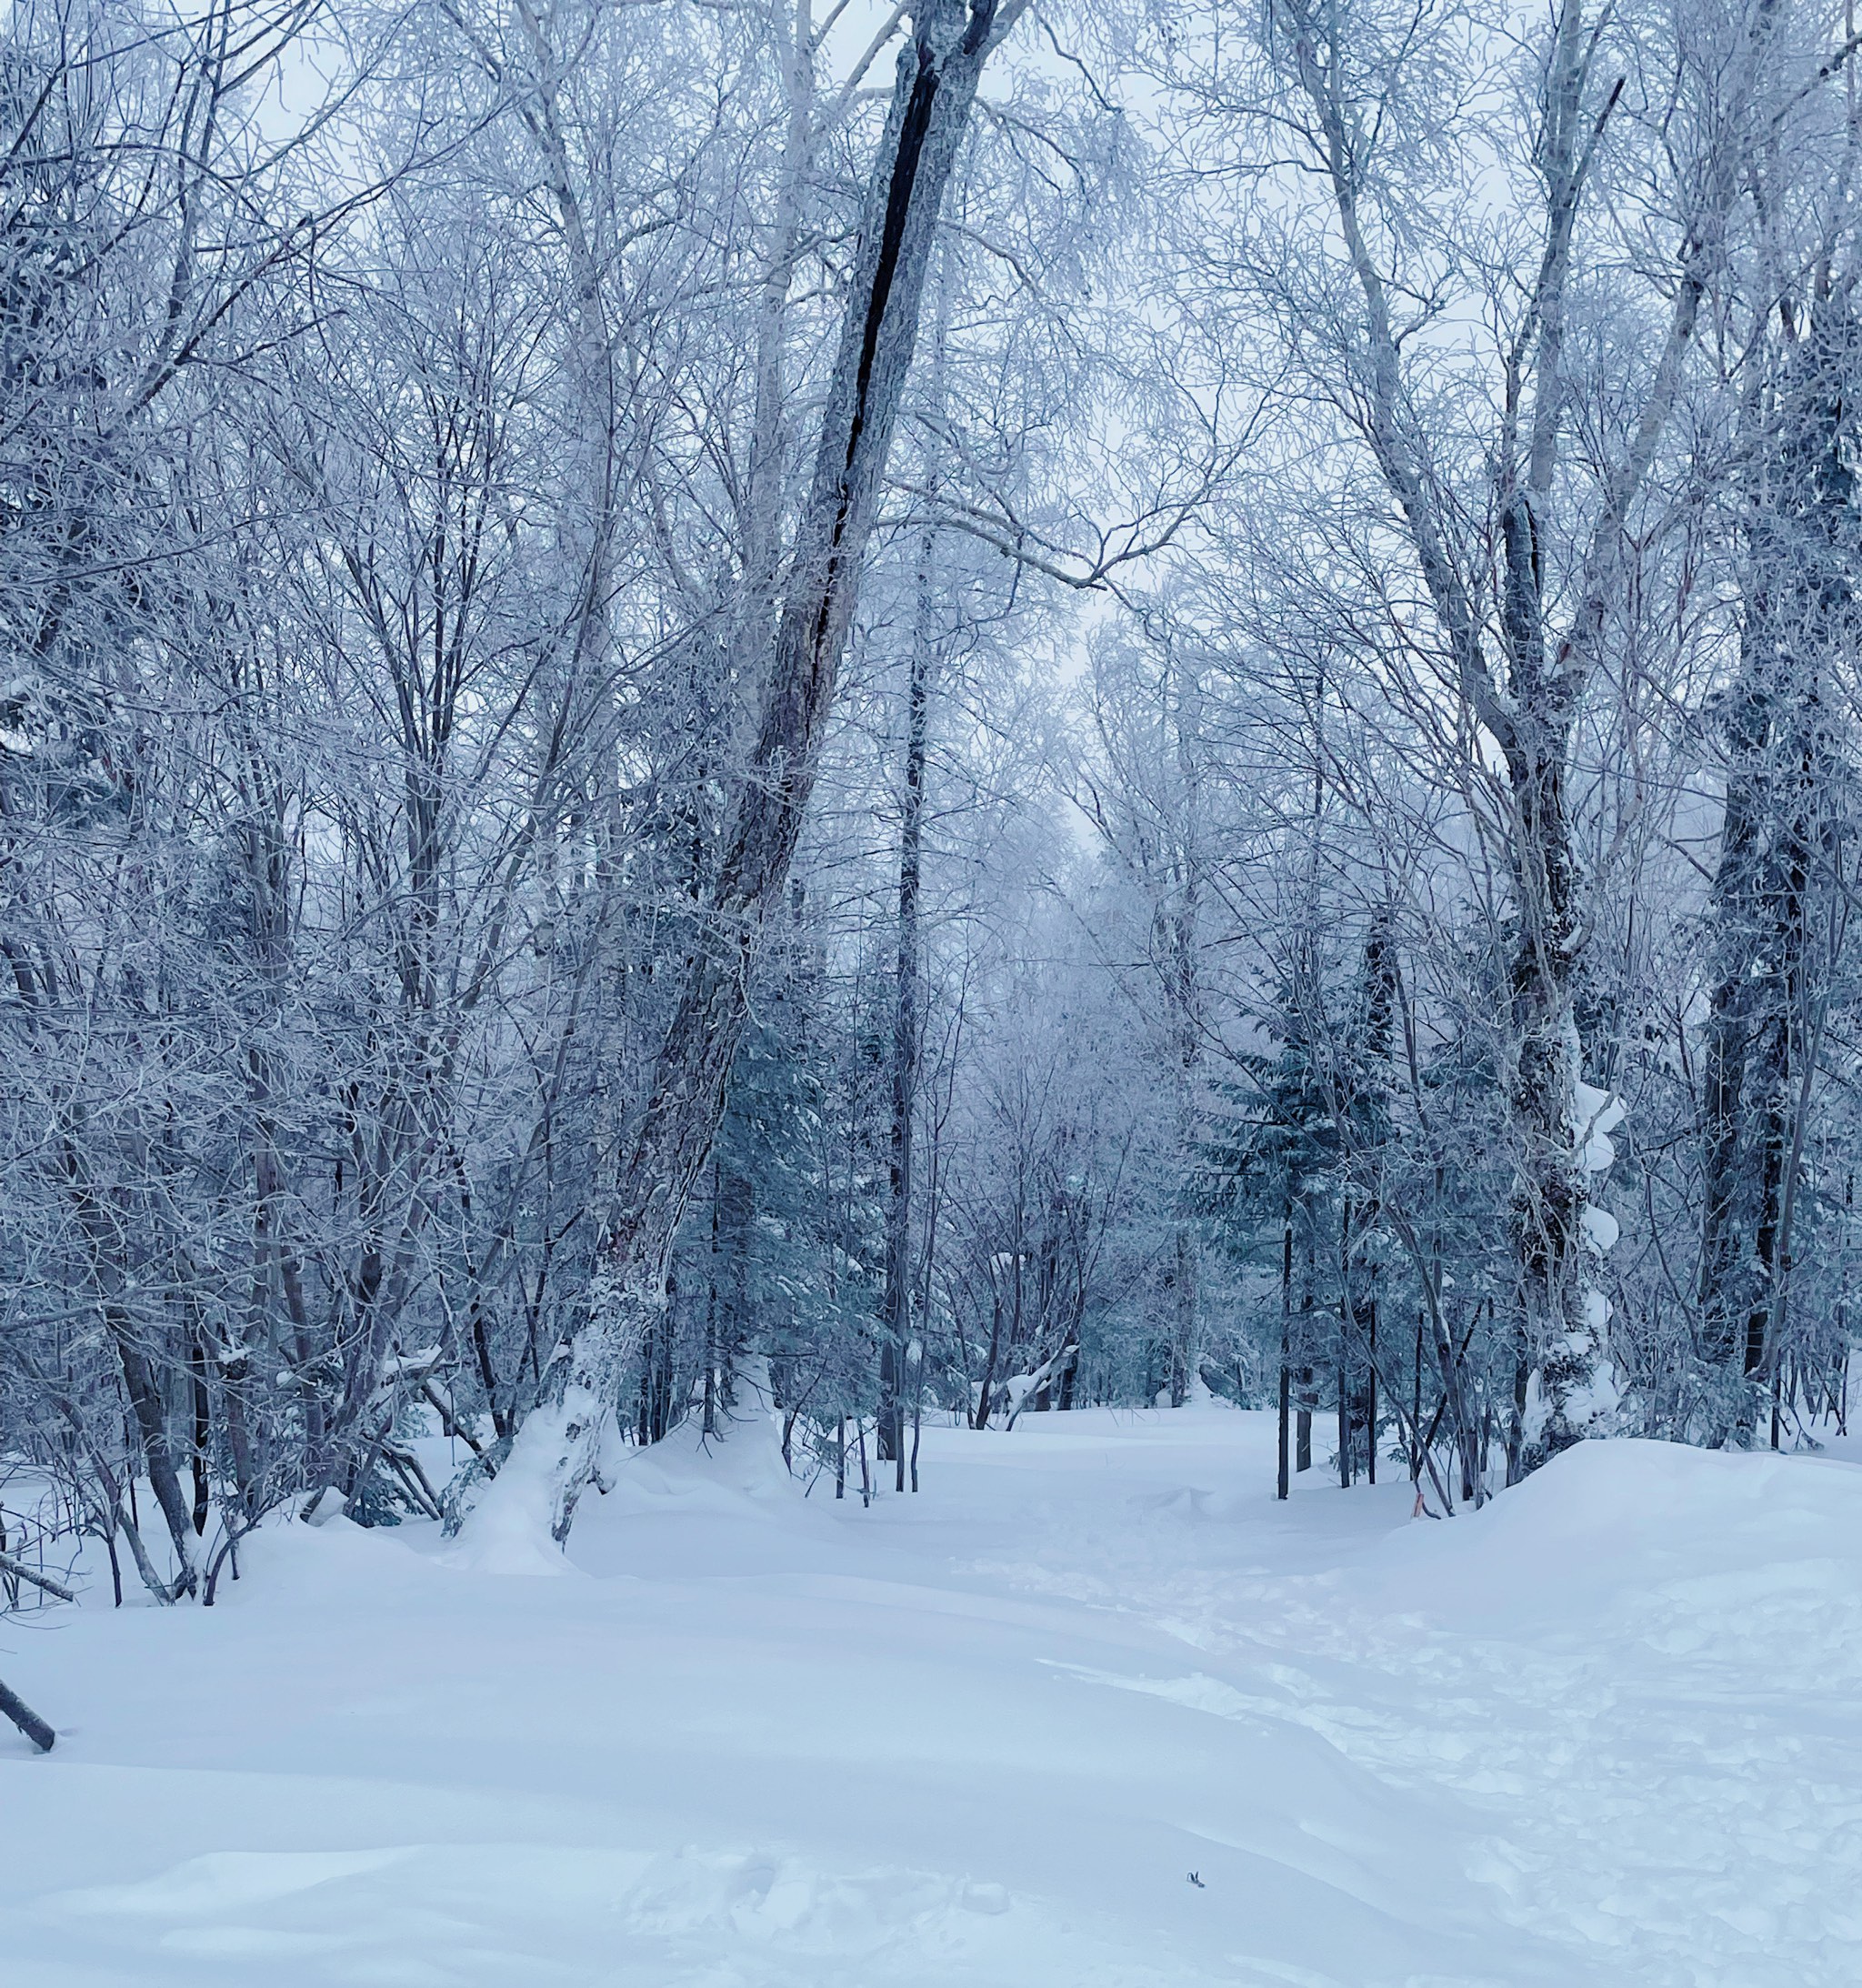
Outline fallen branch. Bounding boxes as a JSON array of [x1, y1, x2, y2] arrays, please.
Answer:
[[0, 1551, 76, 1603], [0, 1675, 55, 1752]]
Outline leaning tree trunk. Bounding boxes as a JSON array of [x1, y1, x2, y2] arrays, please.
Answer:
[[0, 1675, 55, 1753], [476, 0, 1014, 1547]]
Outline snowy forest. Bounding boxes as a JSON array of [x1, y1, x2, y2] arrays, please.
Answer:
[[5, 0, 1862, 1587], [12, 3, 1862, 1979]]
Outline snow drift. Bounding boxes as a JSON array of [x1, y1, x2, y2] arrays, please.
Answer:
[[2, 1411, 1858, 1987]]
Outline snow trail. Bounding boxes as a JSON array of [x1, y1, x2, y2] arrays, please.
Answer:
[[2, 1410, 1857, 1985]]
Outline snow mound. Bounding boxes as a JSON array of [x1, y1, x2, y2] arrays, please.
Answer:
[[440, 1405, 580, 1576], [1386, 1437, 1862, 1638], [443, 1399, 802, 1576], [601, 1404, 801, 1519]]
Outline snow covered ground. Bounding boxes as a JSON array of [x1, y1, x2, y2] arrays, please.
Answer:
[[3, 1407, 1860, 1986]]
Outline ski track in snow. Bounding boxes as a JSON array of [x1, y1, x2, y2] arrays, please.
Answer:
[[2, 1410, 1858, 1986]]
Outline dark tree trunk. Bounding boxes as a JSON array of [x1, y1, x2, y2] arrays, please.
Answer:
[[1276, 1355, 1290, 1501], [1277, 1210, 1292, 1499], [1697, 306, 1855, 1433], [188, 1324, 211, 1534], [1336, 1333, 1350, 1489], [76, 1230, 197, 1589], [1365, 1295, 1376, 1485], [975, 1289, 1005, 1431], [879, 525, 934, 1472]]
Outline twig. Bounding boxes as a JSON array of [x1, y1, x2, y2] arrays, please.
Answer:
[[422, 1381, 487, 1459]]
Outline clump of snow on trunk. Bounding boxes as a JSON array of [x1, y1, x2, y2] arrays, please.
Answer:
[[442, 1391, 617, 1576]]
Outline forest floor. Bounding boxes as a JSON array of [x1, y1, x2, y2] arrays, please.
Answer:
[[2, 1404, 1860, 1986]]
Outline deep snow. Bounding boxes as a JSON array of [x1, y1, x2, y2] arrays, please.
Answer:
[[2, 1408, 1859, 1985]]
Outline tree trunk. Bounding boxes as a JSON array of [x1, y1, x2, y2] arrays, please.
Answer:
[[879, 524, 933, 1474], [477, 2, 1014, 1545], [188, 1326, 210, 1534], [1365, 1294, 1376, 1485], [1336, 1329, 1350, 1489], [975, 1287, 1005, 1431], [1697, 681, 1771, 1382], [1277, 1208, 1291, 1499], [59, 1149, 197, 1594], [0, 1676, 54, 1753], [1500, 722, 1588, 1458], [1697, 305, 1852, 1432], [1276, 1354, 1290, 1501]]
